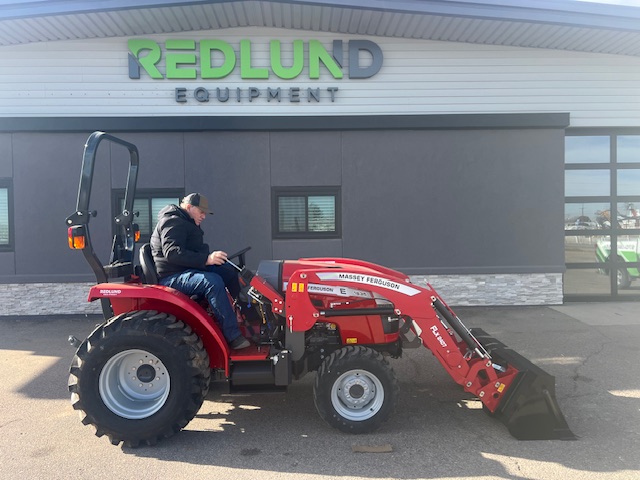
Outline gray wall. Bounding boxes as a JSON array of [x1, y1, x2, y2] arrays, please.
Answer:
[[0, 134, 13, 277], [1, 132, 112, 281], [341, 129, 565, 273], [0, 122, 565, 283]]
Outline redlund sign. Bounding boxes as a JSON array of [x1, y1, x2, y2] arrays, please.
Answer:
[[128, 38, 383, 104]]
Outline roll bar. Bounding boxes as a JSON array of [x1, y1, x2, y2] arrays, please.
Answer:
[[65, 132, 140, 317]]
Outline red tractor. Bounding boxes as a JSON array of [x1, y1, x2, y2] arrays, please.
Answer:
[[66, 132, 574, 447]]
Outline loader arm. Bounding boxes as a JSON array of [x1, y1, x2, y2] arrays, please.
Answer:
[[282, 260, 575, 440]]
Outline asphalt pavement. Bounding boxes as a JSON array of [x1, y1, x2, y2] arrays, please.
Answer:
[[0, 302, 638, 480]]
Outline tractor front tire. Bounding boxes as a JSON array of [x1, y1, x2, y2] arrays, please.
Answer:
[[313, 346, 398, 434], [68, 310, 210, 447]]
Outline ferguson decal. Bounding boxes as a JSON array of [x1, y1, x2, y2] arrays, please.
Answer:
[[316, 272, 421, 296], [283, 282, 372, 298]]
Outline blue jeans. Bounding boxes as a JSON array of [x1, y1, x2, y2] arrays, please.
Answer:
[[159, 264, 242, 342]]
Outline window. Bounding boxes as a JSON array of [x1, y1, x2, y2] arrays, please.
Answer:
[[564, 132, 640, 300], [272, 187, 341, 239], [618, 136, 640, 163], [113, 189, 183, 242], [0, 179, 12, 250], [565, 170, 610, 196], [565, 136, 610, 164]]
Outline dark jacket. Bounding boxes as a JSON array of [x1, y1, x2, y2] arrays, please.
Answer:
[[150, 204, 210, 279]]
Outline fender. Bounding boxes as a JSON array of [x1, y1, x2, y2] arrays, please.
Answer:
[[88, 283, 231, 373]]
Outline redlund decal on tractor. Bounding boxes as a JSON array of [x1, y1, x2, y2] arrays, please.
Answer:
[[99, 289, 122, 296], [65, 131, 575, 448]]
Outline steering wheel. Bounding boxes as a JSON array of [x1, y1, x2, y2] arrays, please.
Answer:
[[226, 246, 252, 271], [228, 246, 251, 261]]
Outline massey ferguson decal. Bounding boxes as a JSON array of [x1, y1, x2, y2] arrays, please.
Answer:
[[316, 272, 421, 296]]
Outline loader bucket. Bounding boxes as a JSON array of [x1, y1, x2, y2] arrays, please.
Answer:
[[472, 329, 576, 440]]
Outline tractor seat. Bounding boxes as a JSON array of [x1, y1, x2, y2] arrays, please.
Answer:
[[139, 243, 159, 285], [138, 244, 204, 305]]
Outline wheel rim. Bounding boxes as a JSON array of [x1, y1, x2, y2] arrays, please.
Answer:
[[99, 349, 170, 420], [330, 369, 385, 422]]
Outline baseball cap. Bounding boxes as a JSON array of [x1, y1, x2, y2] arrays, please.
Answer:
[[182, 193, 214, 214]]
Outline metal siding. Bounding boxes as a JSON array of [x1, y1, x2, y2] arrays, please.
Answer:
[[11, 132, 112, 277], [108, 132, 186, 189], [0, 134, 12, 177], [183, 131, 273, 267], [341, 128, 565, 273], [2, 124, 564, 280], [0, 29, 638, 126], [0, 134, 13, 274], [0, 252, 14, 275], [272, 238, 343, 260], [270, 131, 342, 187]]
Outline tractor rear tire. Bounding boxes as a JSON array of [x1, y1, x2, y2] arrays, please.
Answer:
[[313, 346, 398, 434], [68, 310, 210, 447]]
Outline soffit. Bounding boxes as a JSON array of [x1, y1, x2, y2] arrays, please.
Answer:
[[1, 1, 640, 56]]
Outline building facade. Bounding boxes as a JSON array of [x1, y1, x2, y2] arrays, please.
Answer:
[[0, 1, 639, 315]]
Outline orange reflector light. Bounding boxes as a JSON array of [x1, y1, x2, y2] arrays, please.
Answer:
[[134, 226, 141, 243], [67, 226, 86, 249]]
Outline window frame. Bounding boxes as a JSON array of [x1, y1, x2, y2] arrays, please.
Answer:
[[564, 130, 640, 301], [112, 188, 184, 243], [272, 186, 342, 239], [0, 178, 13, 251]]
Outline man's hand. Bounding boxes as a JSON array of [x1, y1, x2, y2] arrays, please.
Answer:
[[206, 250, 228, 266]]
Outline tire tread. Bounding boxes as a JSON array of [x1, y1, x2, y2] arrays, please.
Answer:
[[68, 310, 210, 447]]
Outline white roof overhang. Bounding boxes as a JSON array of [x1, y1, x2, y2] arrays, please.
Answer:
[[1, 0, 640, 56]]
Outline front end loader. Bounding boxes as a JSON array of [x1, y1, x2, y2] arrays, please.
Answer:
[[66, 132, 574, 446]]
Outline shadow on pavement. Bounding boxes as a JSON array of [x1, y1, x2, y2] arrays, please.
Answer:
[[1, 307, 638, 479]]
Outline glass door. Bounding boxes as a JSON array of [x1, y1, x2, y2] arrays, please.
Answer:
[[564, 133, 640, 300]]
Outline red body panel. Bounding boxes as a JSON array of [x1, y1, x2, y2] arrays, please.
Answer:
[[88, 283, 266, 375], [86, 257, 519, 411], [277, 257, 519, 412]]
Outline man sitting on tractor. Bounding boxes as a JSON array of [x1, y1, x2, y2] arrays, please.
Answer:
[[150, 193, 251, 350]]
